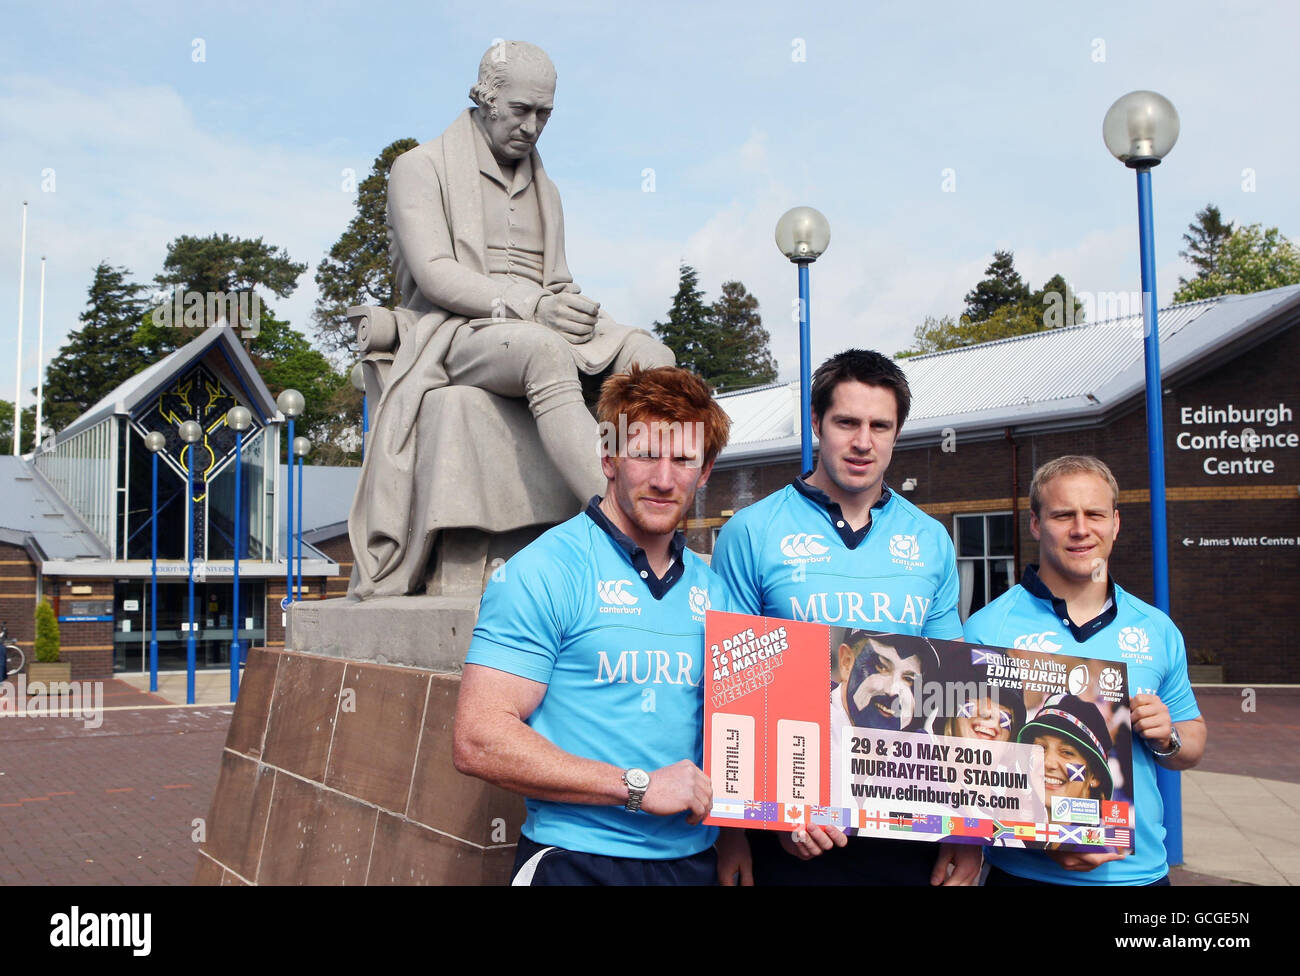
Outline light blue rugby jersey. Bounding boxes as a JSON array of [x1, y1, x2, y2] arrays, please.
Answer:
[[964, 567, 1201, 885], [466, 499, 728, 860], [711, 480, 962, 640]]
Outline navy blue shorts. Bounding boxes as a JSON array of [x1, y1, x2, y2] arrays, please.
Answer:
[[748, 827, 940, 886], [511, 834, 718, 886]]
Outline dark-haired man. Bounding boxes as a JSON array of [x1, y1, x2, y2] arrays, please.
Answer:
[[454, 366, 734, 885], [711, 348, 978, 885]]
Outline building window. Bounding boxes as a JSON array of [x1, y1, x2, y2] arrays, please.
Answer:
[[954, 512, 1015, 621]]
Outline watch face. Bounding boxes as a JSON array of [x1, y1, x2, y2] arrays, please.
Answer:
[[626, 768, 650, 790]]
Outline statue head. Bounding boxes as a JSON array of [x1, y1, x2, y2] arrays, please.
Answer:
[[469, 41, 557, 164]]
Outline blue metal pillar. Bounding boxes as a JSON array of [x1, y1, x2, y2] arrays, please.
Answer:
[[797, 261, 812, 474], [1135, 165, 1182, 865]]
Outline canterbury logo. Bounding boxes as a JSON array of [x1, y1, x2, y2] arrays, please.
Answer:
[[780, 533, 829, 558], [597, 579, 638, 606], [1013, 632, 1062, 653]]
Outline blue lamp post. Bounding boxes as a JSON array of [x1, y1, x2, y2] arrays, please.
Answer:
[[293, 435, 311, 602], [178, 419, 204, 705], [775, 207, 832, 474], [1103, 89, 1183, 863], [144, 430, 167, 694], [276, 389, 305, 611], [226, 405, 252, 701], [351, 363, 368, 459]]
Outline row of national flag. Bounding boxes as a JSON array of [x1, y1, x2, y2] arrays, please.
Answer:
[[713, 800, 1131, 849]]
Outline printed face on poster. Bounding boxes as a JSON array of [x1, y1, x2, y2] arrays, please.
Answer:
[[704, 610, 1135, 852]]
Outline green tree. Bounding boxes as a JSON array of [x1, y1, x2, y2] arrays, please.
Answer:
[[653, 264, 715, 377], [1178, 204, 1235, 287], [312, 138, 418, 361], [963, 250, 1031, 324], [132, 234, 353, 460], [1172, 223, 1300, 302], [254, 314, 352, 462], [707, 281, 778, 391], [41, 262, 147, 434], [34, 599, 60, 663], [133, 233, 307, 357], [1031, 273, 1084, 329], [899, 265, 1084, 358], [0, 401, 36, 455], [897, 306, 1046, 357]]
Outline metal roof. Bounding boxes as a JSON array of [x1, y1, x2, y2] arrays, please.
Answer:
[[0, 456, 109, 561], [715, 285, 1300, 459], [899, 300, 1217, 422], [716, 381, 799, 445]]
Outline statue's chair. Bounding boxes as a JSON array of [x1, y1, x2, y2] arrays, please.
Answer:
[[349, 306, 579, 597]]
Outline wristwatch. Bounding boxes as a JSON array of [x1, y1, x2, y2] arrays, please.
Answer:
[[1149, 726, 1182, 759], [623, 768, 651, 812]]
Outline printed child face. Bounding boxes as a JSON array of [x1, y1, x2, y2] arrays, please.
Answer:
[[953, 697, 1015, 743], [1035, 733, 1100, 798]]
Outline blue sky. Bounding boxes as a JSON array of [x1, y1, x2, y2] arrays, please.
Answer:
[[3, 0, 1299, 409]]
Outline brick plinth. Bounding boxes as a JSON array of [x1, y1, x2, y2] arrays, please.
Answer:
[[195, 647, 524, 885]]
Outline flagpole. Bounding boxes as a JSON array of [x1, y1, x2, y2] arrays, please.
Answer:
[[35, 256, 45, 448], [13, 202, 27, 455]]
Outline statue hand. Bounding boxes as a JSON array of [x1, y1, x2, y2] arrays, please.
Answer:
[[537, 292, 599, 343]]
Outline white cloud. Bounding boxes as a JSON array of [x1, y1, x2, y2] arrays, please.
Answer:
[[0, 75, 356, 397]]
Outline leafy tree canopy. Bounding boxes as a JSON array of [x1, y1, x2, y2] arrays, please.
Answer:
[[1173, 222, 1300, 302], [41, 261, 146, 434], [312, 138, 419, 362], [1178, 203, 1235, 286], [899, 254, 1083, 357]]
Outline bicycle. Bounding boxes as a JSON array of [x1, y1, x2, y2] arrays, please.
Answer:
[[2, 621, 24, 678]]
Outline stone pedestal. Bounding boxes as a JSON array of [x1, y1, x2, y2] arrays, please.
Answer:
[[195, 594, 529, 885]]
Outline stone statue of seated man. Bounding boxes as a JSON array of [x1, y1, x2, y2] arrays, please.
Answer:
[[347, 40, 675, 599]]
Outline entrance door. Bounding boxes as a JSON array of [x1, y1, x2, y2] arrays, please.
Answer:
[[113, 581, 149, 673]]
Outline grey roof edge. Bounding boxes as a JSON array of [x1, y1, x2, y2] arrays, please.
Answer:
[[1095, 286, 1300, 405], [716, 434, 805, 468], [896, 294, 1227, 364], [303, 521, 349, 545], [48, 324, 279, 447], [715, 380, 794, 400], [0, 527, 38, 560]]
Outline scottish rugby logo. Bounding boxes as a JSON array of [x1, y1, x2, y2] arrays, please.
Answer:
[[888, 534, 923, 568], [1117, 626, 1149, 656], [688, 585, 710, 619]]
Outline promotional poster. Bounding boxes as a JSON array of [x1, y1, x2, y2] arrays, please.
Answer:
[[704, 611, 1135, 852]]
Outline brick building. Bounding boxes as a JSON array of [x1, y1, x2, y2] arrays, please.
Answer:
[[690, 285, 1300, 683], [1, 325, 352, 681]]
